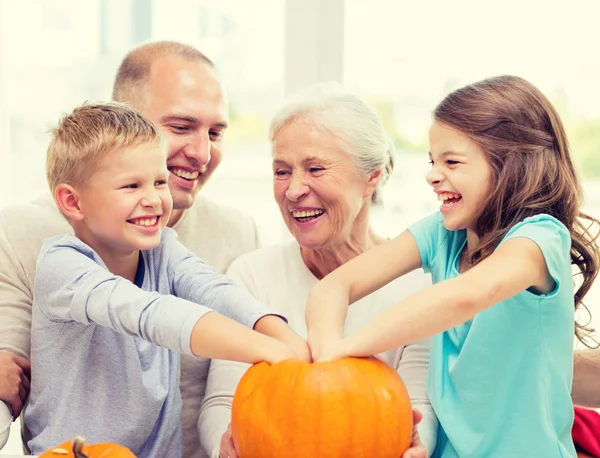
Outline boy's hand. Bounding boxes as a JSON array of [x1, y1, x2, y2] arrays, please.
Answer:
[[254, 315, 312, 362], [0, 351, 31, 418]]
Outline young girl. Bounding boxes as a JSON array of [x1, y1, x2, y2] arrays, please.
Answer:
[[305, 75, 600, 457]]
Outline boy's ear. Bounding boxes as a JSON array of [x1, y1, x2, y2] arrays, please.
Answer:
[[55, 184, 85, 221], [364, 169, 382, 199]]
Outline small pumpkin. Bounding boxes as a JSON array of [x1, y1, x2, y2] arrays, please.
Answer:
[[40, 435, 137, 458], [232, 356, 413, 458]]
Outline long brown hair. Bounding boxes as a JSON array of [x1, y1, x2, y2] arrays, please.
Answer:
[[434, 75, 600, 346]]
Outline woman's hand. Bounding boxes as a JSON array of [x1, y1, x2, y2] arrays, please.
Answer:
[[219, 423, 238, 458], [0, 351, 31, 418], [402, 409, 428, 458]]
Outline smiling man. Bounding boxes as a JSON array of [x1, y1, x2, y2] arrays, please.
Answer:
[[0, 41, 266, 458]]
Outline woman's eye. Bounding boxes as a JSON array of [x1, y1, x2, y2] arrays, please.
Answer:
[[447, 160, 459, 165], [275, 170, 290, 176], [309, 167, 324, 173]]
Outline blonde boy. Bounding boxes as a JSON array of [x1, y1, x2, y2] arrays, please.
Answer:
[[24, 103, 304, 457]]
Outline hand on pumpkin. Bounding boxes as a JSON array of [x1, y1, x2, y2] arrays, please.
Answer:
[[402, 409, 428, 458], [219, 423, 238, 458], [254, 315, 312, 362], [0, 351, 31, 418]]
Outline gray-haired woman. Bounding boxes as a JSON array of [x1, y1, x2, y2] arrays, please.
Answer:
[[199, 82, 437, 458]]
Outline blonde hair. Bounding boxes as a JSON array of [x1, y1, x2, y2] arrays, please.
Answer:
[[46, 102, 167, 193]]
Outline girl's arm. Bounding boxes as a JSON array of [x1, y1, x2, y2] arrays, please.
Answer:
[[320, 236, 550, 360], [306, 230, 422, 361], [572, 348, 600, 408]]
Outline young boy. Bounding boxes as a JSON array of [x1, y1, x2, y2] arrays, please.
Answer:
[[24, 103, 306, 457]]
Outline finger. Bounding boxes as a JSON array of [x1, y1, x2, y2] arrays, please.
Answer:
[[402, 444, 428, 458], [11, 355, 31, 373], [412, 408, 423, 424], [20, 369, 31, 394], [8, 394, 23, 419]]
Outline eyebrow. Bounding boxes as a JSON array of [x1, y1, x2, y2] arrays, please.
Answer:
[[273, 156, 324, 167], [428, 151, 465, 158], [161, 115, 228, 129]]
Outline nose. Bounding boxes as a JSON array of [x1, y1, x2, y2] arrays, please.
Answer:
[[141, 187, 161, 208], [184, 130, 211, 166], [426, 165, 444, 187], [285, 173, 310, 202]]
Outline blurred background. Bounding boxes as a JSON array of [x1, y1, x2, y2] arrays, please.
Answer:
[[1, 0, 599, 453]]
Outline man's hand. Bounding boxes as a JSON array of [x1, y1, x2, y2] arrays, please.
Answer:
[[219, 423, 238, 458], [0, 351, 31, 418], [402, 409, 428, 458]]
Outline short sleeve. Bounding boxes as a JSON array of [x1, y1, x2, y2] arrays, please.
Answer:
[[407, 212, 446, 273], [499, 214, 571, 292]]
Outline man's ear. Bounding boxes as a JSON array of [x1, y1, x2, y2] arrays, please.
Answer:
[[55, 184, 85, 221], [364, 169, 382, 199]]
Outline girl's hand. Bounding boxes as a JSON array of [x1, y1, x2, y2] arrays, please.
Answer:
[[401, 409, 428, 458]]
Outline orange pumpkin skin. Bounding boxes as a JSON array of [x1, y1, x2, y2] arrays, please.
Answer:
[[39, 437, 137, 458], [232, 356, 413, 458]]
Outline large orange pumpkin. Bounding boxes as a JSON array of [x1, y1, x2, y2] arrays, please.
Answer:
[[232, 357, 413, 458], [40, 435, 137, 458]]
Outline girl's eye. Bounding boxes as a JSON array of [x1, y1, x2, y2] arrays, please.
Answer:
[[155, 180, 167, 186], [447, 160, 459, 165], [124, 183, 138, 189], [428, 160, 434, 165]]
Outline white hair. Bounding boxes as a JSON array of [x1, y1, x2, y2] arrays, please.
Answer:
[[268, 82, 395, 205]]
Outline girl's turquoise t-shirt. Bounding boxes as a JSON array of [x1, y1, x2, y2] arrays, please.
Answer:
[[408, 212, 576, 458]]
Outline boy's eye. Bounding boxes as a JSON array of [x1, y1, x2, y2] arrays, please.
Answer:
[[155, 180, 167, 186], [123, 183, 138, 189]]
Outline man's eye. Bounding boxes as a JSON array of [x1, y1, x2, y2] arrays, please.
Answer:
[[210, 130, 224, 141], [169, 125, 189, 133]]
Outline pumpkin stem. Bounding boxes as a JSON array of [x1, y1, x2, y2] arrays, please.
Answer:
[[73, 436, 89, 458]]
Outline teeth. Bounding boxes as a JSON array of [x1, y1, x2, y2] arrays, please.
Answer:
[[438, 192, 461, 201], [131, 217, 158, 227], [292, 209, 325, 218], [172, 168, 199, 180]]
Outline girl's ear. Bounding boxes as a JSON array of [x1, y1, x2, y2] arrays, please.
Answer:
[[364, 169, 382, 199], [55, 184, 85, 221]]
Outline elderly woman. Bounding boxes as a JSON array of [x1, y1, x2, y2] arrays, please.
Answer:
[[198, 83, 437, 457]]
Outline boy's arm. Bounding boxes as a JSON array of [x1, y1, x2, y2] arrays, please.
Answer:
[[37, 241, 293, 364], [166, 236, 308, 358], [306, 230, 422, 361], [572, 348, 600, 408], [329, 237, 551, 360]]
